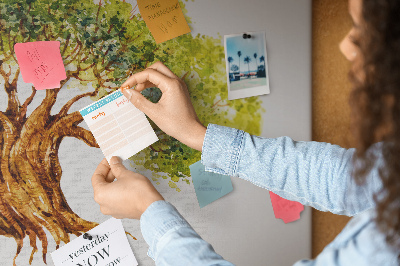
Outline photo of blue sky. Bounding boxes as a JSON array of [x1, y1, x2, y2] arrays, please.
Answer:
[[226, 32, 267, 73]]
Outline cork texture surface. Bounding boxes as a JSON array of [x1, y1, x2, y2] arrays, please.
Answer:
[[311, 0, 353, 257]]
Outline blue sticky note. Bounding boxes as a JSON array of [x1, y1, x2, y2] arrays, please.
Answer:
[[189, 161, 233, 208]]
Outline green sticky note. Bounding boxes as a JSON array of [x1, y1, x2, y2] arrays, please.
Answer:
[[189, 161, 233, 208]]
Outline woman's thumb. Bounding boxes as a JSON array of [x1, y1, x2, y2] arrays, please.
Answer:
[[109, 156, 128, 178], [122, 88, 153, 115]]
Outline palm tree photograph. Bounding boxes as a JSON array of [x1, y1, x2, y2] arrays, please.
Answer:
[[224, 31, 270, 100]]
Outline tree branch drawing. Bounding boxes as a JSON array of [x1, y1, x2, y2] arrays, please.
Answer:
[[0, 0, 265, 265]]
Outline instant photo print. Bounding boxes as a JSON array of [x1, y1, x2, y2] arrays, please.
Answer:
[[224, 31, 270, 100]]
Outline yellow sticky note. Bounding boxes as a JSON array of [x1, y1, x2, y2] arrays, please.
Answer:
[[137, 0, 191, 44]]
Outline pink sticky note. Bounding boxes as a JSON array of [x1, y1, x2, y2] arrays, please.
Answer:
[[269, 191, 304, 224], [14, 41, 66, 90]]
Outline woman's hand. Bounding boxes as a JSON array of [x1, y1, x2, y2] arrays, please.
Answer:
[[120, 61, 206, 152], [91, 157, 164, 220]]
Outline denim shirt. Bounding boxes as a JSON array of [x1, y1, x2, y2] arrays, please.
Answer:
[[140, 124, 399, 265]]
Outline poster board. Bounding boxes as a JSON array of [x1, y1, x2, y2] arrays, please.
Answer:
[[0, 0, 311, 265]]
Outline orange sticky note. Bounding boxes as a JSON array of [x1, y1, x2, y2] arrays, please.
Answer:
[[14, 41, 66, 90], [137, 0, 191, 44], [269, 191, 304, 224]]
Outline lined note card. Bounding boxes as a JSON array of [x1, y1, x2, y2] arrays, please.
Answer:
[[80, 90, 158, 162], [137, 0, 191, 43], [14, 41, 66, 90]]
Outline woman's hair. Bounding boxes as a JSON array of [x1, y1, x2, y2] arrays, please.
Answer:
[[350, 0, 400, 252]]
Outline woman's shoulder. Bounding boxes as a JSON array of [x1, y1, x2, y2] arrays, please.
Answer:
[[322, 209, 399, 265]]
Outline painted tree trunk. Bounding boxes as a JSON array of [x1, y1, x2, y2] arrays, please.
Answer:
[[0, 78, 98, 264]]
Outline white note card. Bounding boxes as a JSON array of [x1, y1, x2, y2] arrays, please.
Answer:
[[51, 218, 138, 266], [80, 89, 158, 162]]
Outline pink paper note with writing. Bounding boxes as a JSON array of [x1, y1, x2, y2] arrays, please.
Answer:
[[269, 191, 304, 223], [14, 41, 66, 90]]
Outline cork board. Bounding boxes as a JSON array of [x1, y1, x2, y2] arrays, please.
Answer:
[[312, 0, 353, 257]]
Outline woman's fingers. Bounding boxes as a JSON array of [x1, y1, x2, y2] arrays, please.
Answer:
[[121, 68, 174, 93], [147, 61, 178, 79], [105, 169, 116, 183], [120, 67, 178, 114], [121, 88, 158, 117], [118, 62, 206, 151], [120, 62, 177, 93], [90, 158, 164, 220], [91, 159, 110, 189], [134, 81, 157, 92]]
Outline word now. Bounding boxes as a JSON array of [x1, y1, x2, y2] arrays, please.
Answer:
[[69, 233, 109, 260], [76, 245, 111, 266]]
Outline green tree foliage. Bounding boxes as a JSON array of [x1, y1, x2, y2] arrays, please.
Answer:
[[0, 0, 265, 192], [0, 0, 266, 188], [0, 0, 263, 193], [0, 0, 265, 262], [130, 26, 265, 190]]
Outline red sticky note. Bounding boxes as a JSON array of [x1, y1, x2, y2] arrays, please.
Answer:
[[269, 191, 304, 223], [14, 41, 66, 90]]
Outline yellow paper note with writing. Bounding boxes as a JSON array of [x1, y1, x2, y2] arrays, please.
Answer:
[[137, 0, 191, 44]]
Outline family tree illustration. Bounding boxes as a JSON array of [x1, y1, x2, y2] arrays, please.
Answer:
[[0, 0, 264, 264]]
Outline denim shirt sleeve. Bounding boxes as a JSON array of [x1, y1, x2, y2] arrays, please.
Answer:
[[140, 200, 234, 265], [201, 124, 382, 216], [293, 209, 399, 266]]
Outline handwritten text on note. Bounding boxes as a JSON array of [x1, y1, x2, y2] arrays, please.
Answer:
[[189, 161, 233, 208], [14, 41, 66, 90], [137, 0, 191, 43]]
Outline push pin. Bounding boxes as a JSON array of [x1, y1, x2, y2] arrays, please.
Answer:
[[83, 233, 93, 240], [242, 33, 252, 39]]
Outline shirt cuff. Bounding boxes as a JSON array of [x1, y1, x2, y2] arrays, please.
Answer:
[[201, 124, 245, 176], [140, 200, 191, 260]]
